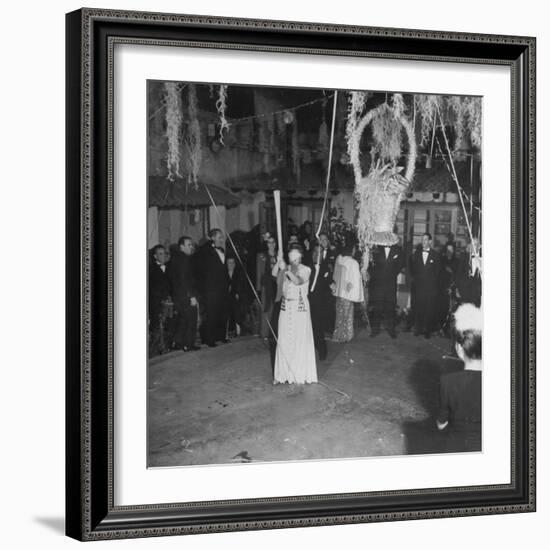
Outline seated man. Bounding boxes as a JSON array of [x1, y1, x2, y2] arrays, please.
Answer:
[[436, 303, 482, 452]]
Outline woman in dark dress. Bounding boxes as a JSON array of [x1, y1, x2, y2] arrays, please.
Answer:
[[438, 242, 459, 334], [256, 236, 278, 339], [436, 303, 482, 452]]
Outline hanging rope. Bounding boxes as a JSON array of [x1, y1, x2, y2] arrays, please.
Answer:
[[435, 104, 479, 256], [149, 83, 188, 121], [435, 138, 482, 214], [150, 89, 335, 125], [311, 90, 338, 292], [315, 90, 338, 241]]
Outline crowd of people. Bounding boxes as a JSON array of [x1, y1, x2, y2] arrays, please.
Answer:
[[149, 223, 482, 356]]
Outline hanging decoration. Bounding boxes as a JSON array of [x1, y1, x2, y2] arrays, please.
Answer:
[[350, 93, 417, 277], [414, 94, 482, 151], [283, 110, 294, 125], [447, 95, 482, 151], [215, 84, 229, 145], [184, 84, 202, 187], [345, 91, 369, 183], [414, 94, 482, 253], [415, 94, 440, 147], [434, 102, 480, 255], [164, 82, 183, 181]]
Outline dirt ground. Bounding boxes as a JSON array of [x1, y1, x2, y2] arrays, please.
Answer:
[[147, 329, 464, 467]]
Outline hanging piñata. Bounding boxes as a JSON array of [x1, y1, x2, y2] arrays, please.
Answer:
[[351, 93, 417, 276]]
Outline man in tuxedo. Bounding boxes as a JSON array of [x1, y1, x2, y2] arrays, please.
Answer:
[[318, 232, 337, 334], [309, 244, 333, 360], [409, 233, 442, 338], [167, 236, 199, 352], [456, 237, 482, 307], [149, 245, 171, 354], [368, 243, 404, 338], [195, 228, 230, 347]]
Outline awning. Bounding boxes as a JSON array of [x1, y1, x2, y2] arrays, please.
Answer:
[[148, 176, 241, 208]]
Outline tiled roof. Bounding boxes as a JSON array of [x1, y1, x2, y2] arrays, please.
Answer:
[[148, 176, 241, 208]]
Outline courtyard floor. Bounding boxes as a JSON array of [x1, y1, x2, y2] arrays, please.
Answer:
[[147, 329, 464, 467]]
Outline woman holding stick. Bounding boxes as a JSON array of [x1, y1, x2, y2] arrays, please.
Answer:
[[272, 246, 318, 384]]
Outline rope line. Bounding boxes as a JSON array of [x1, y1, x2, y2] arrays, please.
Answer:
[[151, 90, 336, 125], [311, 90, 338, 292], [435, 104, 479, 255], [435, 138, 482, 214]]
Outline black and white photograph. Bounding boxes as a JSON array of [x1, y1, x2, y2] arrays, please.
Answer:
[[147, 81, 484, 468]]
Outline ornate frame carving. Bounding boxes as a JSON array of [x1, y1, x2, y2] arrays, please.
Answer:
[[66, 8, 536, 541]]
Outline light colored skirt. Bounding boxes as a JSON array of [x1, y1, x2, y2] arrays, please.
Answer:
[[274, 297, 318, 384]]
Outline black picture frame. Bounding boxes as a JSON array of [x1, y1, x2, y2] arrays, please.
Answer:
[[66, 8, 536, 541]]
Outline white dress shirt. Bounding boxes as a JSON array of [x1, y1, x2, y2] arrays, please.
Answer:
[[213, 245, 225, 264]]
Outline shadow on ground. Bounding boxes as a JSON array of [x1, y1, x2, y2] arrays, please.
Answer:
[[402, 351, 465, 455]]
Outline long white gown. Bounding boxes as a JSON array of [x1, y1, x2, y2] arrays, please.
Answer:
[[274, 264, 318, 384]]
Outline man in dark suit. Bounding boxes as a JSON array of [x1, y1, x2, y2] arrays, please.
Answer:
[[455, 237, 482, 307], [195, 228, 230, 347], [318, 232, 337, 335], [309, 244, 333, 360], [149, 245, 172, 354], [368, 243, 404, 338], [409, 233, 442, 338], [167, 236, 199, 352]]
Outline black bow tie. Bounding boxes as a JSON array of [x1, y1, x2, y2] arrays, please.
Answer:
[[215, 246, 224, 252]]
